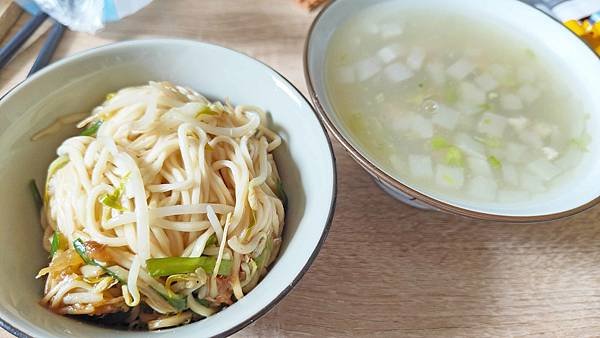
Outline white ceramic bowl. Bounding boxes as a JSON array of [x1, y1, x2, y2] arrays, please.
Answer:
[[0, 39, 336, 337], [305, 0, 600, 222]]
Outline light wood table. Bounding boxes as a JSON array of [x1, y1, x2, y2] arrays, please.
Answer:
[[2, 1, 600, 337]]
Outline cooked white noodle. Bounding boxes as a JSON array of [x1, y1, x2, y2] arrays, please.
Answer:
[[36, 82, 285, 330]]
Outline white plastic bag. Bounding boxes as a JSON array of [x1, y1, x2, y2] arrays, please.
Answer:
[[30, 0, 153, 33]]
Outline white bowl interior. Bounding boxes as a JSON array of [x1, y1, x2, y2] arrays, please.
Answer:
[[307, 0, 600, 218], [0, 39, 335, 337]]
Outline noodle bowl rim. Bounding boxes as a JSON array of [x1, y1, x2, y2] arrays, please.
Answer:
[[0, 39, 337, 337]]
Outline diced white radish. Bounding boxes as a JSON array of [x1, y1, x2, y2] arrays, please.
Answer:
[[409, 154, 433, 179], [526, 158, 562, 181], [380, 23, 403, 38], [556, 147, 583, 170], [447, 58, 475, 80], [435, 165, 465, 189], [410, 115, 433, 138], [454, 133, 486, 158], [426, 61, 446, 86], [518, 130, 543, 148], [432, 105, 460, 130], [390, 154, 404, 172], [467, 176, 497, 201], [502, 163, 519, 186], [498, 190, 530, 203], [364, 22, 380, 35], [500, 94, 523, 111], [460, 82, 486, 106], [468, 157, 493, 177], [520, 172, 546, 193], [377, 48, 398, 64], [517, 66, 536, 83], [464, 48, 483, 58], [356, 57, 382, 81], [489, 64, 509, 81], [384, 62, 414, 83], [518, 84, 541, 104], [474, 74, 498, 92], [507, 116, 529, 131], [335, 65, 355, 84], [392, 112, 414, 131], [454, 101, 480, 115], [533, 122, 554, 139], [377, 44, 403, 64], [542, 147, 559, 161], [477, 112, 507, 137], [406, 47, 426, 71], [505, 142, 527, 163]]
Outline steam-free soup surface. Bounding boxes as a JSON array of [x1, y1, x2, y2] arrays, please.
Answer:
[[326, 4, 589, 204]]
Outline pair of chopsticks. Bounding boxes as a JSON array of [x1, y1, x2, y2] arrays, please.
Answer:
[[0, 1, 64, 77]]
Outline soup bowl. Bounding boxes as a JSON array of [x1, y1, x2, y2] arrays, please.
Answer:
[[305, 0, 600, 222], [0, 39, 336, 337]]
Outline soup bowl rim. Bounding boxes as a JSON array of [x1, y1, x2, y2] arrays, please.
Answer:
[[303, 0, 600, 222]]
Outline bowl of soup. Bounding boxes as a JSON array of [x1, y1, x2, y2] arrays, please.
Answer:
[[305, 0, 600, 221]]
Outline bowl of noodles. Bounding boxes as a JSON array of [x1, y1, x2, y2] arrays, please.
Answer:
[[0, 39, 336, 337]]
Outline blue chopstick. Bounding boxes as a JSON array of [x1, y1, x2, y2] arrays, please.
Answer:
[[0, 12, 47, 70], [28, 21, 65, 76]]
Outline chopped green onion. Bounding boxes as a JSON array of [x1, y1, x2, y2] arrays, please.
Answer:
[[444, 85, 459, 104], [275, 180, 288, 209], [445, 146, 464, 167], [196, 298, 211, 307], [99, 175, 129, 211], [73, 238, 126, 284], [205, 234, 217, 247], [149, 281, 187, 311], [99, 187, 124, 211], [254, 236, 273, 269], [105, 92, 116, 100], [80, 121, 102, 137], [488, 155, 502, 169], [195, 106, 218, 118], [45, 156, 69, 204], [488, 92, 499, 100], [158, 291, 187, 311], [525, 48, 536, 59], [570, 133, 591, 151], [50, 231, 66, 258], [474, 136, 502, 148], [243, 210, 258, 242], [500, 76, 518, 88], [478, 102, 493, 112], [29, 179, 43, 211], [430, 136, 449, 150], [442, 174, 455, 185], [146, 257, 232, 277], [408, 93, 430, 106]]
